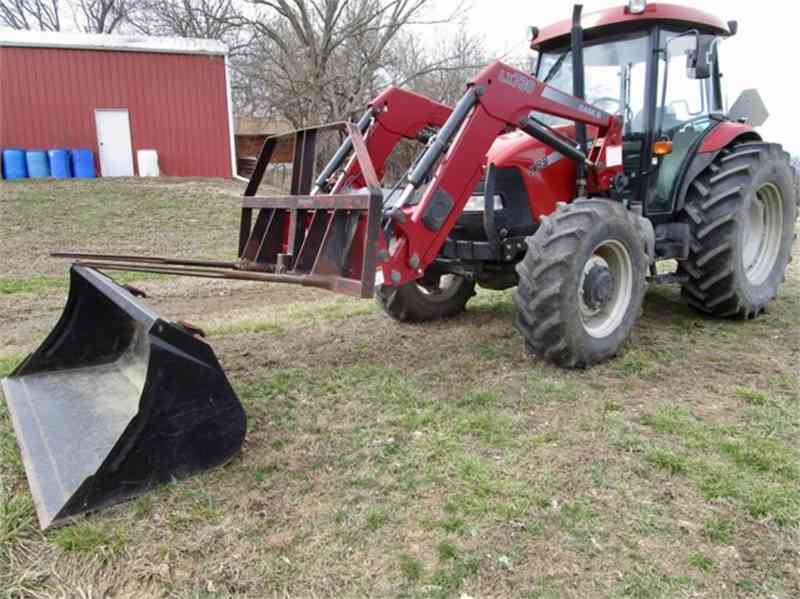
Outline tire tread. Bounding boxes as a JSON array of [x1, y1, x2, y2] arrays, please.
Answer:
[[513, 199, 646, 368], [680, 142, 797, 318]]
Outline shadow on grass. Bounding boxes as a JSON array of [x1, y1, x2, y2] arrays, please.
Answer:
[[449, 283, 704, 332]]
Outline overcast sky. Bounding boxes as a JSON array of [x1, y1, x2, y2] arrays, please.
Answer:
[[427, 0, 798, 156]]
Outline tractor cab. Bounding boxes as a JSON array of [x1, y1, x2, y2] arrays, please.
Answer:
[[531, 1, 738, 219]]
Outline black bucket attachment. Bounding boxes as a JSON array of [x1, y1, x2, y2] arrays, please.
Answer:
[[1, 265, 246, 529]]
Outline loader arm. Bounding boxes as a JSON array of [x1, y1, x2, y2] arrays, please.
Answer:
[[324, 86, 453, 194], [380, 60, 625, 286]]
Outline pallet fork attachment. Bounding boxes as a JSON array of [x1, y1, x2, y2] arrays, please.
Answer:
[[56, 84, 455, 295], [57, 122, 385, 298]]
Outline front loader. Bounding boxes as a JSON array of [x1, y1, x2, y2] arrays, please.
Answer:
[[4, 1, 796, 528]]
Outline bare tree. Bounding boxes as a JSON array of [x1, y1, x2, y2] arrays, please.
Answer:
[[0, 0, 61, 30], [128, 0, 246, 46], [75, 0, 131, 33], [389, 26, 487, 105], [234, 0, 474, 127]]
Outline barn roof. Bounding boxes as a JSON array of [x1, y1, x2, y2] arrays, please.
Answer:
[[0, 30, 227, 56]]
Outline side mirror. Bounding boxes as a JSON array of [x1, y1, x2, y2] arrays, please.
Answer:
[[686, 35, 713, 79]]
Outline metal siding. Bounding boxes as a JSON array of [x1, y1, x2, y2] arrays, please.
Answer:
[[0, 46, 231, 177]]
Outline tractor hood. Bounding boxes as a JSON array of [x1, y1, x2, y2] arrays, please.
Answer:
[[483, 124, 593, 221], [488, 129, 552, 167], [486, 123, 596, 168]]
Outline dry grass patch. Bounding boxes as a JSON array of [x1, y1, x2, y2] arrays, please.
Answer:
[[0, 179, 798, 597]]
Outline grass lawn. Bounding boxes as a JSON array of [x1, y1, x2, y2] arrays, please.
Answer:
[[1, 178, 799, 598]]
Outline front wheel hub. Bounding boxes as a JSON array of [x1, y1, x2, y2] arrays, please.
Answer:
[[582, 264, 615, 311], [578, 241, 634, 339]]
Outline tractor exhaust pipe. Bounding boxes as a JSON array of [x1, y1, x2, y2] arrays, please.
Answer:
[[571, 4, 589, 195]]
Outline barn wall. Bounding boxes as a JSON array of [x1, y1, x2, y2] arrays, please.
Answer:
[[0, 46, 232, 177]]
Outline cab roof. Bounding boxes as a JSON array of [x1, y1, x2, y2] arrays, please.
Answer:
[[532, 3, 732, 51]]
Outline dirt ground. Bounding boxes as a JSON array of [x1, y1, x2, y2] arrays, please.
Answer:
[[1, 178, 799, 598]]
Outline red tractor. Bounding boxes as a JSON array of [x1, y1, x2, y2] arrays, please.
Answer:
[[371, 3, 797, 367], [4, 2, 797, 528]]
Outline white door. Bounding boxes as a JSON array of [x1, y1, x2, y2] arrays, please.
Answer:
[[95, 109, 134, 177]]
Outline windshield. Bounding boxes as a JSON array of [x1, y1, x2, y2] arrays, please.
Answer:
[[537, 33, 649, 133]]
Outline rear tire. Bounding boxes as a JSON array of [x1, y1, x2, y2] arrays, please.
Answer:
[[513, 199, 648, 368], [376, 274, 476, 323], [680, 142, 798, 318]]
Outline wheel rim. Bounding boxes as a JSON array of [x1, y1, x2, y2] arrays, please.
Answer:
[[579, 240, 634, 339], [743, 182, 784, 286], [417, 274, 463, 303]]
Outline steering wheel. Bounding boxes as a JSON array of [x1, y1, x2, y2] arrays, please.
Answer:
[[591, 96, 623, 115]]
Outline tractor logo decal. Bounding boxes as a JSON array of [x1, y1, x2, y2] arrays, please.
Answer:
[[499, 70, 535, 94], [529, 152, 563, 175], [529, 136, 596, 175]]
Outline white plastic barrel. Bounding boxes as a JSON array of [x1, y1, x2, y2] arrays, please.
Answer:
[[137, 150, 160, 177]]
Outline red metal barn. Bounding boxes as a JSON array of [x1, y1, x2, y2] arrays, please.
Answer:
[[0, 31, 234, 177]]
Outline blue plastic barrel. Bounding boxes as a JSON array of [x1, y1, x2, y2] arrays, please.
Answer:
[[26, 150, 50, 178], [48, 149, 72, 178], [2, 149, 28, 180], [71, 148, 96, 178]]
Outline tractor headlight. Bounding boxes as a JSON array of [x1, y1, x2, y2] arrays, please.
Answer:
[[463, 194, 504, 212], [627, 0, 647, 14]]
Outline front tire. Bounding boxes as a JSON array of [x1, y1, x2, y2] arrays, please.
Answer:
[[513, 199, 648, 368], [376, 274, 476, 323], [681, 142, 798, 318]]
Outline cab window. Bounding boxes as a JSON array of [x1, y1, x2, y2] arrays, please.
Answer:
[[536, 33, 649, 134]]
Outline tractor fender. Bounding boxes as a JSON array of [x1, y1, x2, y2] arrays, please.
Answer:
[[673, 121, 762, 213], [698, 121, 761, 153]]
